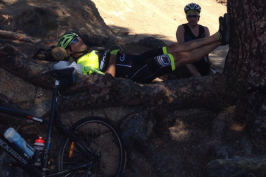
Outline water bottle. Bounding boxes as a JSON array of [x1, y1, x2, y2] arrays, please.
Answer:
[[33, 137, 45, 166], [4, 127, 35, 157]]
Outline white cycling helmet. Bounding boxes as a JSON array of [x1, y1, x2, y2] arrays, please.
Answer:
[[184, 3, 201, 14]]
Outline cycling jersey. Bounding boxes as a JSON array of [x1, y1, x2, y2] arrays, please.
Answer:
[[77, 51, 99, 75], [75, 50, 110, 75], [183, 24, 210, 75]]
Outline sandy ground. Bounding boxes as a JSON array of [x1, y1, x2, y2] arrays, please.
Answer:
[[92, 0, 228, 73]]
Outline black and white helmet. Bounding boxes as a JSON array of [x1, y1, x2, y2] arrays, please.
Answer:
[[184, 3, 201, 14]]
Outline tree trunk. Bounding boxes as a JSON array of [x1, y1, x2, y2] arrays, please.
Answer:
[[225, 0, 266, 150], [205, 1, 266, 176]]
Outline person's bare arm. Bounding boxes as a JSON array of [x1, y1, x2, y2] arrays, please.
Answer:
[[204, 26, 211, 60], [177, 25, 201, 76], [105, 55, 116, 76], [204, 27, 210, 37], [176, 25, 185, 43]]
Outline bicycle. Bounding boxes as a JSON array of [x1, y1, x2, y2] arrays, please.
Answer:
[[0, 67, 125, 177]]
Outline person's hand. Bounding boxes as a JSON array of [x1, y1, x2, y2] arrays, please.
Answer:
[[82, 66, 104, 75], [110, 46, 120, 56]]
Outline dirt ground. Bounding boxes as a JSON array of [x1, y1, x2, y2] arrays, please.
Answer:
[[93, 0, 228, 73]]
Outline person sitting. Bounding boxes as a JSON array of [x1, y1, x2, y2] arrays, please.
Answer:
[[54, 14, 230, 84], [176, 2, 214, 78]]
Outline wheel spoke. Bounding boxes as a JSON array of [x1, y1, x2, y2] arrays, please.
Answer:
[[57, 117, 125, 177]]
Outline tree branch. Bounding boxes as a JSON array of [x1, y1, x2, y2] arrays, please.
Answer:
[[0, 43, 236, 113], [0, 30, 42, 43]]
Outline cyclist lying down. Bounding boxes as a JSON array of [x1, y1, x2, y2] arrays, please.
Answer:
[[54, 14, 230, 83]]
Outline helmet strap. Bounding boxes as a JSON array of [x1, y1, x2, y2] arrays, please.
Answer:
[[72, 51, 87, 54], [67, 45, 87, 54], [67, 45, 73, 52], [186, 10, 200, 14], [70, 51, 88, 61]]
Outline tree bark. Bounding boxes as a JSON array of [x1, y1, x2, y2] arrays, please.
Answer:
[[0, 30, 42, 43], [225, 0, 266, 151], [225, 0, 266, 88]]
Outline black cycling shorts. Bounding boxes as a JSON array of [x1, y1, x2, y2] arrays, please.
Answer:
[[115, 50, 175, 83]]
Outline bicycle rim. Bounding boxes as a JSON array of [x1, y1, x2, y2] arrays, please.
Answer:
[[57, 117, 125, 177]]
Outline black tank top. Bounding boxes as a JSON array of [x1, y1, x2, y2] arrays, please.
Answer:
[[183, 24, 205, 41], [182, 24, 210, 75]]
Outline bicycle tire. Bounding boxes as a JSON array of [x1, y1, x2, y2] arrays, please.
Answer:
[[57, 116, 125, 177]]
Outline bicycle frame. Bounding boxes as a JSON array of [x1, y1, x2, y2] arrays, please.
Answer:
[[0, 70, 99, 177], [0, 130, 44, 176]]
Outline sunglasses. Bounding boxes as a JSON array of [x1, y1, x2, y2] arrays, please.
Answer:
[[70, 37, 80, 44], [187, 15, 199, 18]]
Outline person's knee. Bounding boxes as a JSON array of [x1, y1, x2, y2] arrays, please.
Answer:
[[166, 43, 181, 53], [172, 52, 190, 66]]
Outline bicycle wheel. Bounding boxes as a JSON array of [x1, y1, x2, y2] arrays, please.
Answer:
[[57, 117, 125, 177]]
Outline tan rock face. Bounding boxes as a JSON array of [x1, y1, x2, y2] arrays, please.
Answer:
[[0, 0, 113, 41]]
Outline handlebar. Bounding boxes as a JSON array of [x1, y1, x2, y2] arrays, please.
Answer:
[[42, 67, 75, 92], [42, 67, 74, 77]]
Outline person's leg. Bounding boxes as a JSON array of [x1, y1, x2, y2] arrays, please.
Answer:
[[128, 13, 231, 83], [129, 40, 220, 83], [166, 33, 221, 54], [171, 41, 220, 68], [165, 13, 231, 54], [130, 55, 174, 83], [129, 41, 219, 83]]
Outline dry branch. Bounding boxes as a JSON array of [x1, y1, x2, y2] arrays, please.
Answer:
[[0, 30, 42, 43]]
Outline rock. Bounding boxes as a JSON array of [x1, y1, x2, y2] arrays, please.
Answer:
[[207, 156, 266, 177], [240, 136, 253, 155], [0, 0, 113, 45]]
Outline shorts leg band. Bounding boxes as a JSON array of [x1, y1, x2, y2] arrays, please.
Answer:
[[167, 54, 175, 71], [162, 46, 168, 54]]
